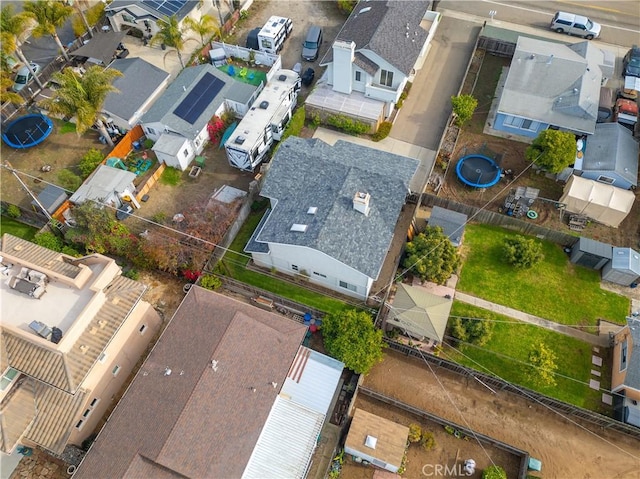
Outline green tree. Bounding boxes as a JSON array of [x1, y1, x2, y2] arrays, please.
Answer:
[[150, 15, 194, 69], [0, 5, 43, 89], [39, 65, 122, 146], [403, 226, 461, 285], [503, 235, 544, 268], [408, 424, 422, 443], [183, 13, 219, 47], [34, 231, 63, 251], [336, 0, 357, 14], [482, 465, 507, 479], [57, 169, 82, 191], [71, 0, 103, 38], [79, 148, 104, 178], [525, 129, 576, 173], [24, 0, 75, 63], [322, 309, 384, 374], [527, 341, 558, 387], [449, 316, 494, 346], [451, 94, 478, 127], [0, 70, 23, 104]]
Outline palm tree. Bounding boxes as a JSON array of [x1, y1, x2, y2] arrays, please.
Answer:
[[39, 65, 123, 147], [150, 15, 192, 69], [183, 13, 219, 47], [24, 0, 75, 62], [0, 72, 24, 105], [0, 5, 42, 89]]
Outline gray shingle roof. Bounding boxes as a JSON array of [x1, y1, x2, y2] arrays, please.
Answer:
[[354, 52, 379, 76], [253, 137, 418, 279], [428, 206, 468, 247], [625, 317, 640, 390], [321, 0, 431, 75], [141, 64, 257, 140], [103, 58, 169, 122], [581, 123, 639, 187]]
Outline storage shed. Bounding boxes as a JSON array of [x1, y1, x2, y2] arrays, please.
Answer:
[[602, 248, 640, 286], [570, 237, 612, 270], [31, 184, 67, 215], [428, 206, 468, 247]]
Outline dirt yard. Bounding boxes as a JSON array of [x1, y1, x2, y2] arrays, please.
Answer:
[[361, 350, 640, 479]]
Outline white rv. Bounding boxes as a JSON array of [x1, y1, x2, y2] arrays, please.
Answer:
[[225, 70, 301, 171], [257, 16, 293, 54]]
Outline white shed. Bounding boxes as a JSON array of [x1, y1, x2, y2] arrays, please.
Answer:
[[602, 248, 640, 286]]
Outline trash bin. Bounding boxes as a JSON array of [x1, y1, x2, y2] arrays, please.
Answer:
[[132, 141, 141, 150]]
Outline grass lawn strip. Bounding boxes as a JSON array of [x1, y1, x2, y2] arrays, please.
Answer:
[[457, 224, 628, 326], [0, 217, 38, 241], [445, 302, 610, 413]]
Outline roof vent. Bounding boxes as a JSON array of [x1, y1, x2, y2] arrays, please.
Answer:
[[234, 136, 246, 145], [546, 54, 554, 65], [365, 435, 377, 449], [278, 74, 287, 81], [307, 207, 318, 215], [79, 344, 89, 354], [353, 191, 371, 217], [359, 6, 371, 14], [98, 319, 107, 329], [529, 54, 535, 60], [164, 367, 172, 376], [260, 100, 269, 109], [291, 223, 308, 232]]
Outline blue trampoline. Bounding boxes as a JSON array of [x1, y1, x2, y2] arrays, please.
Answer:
[[2, 113, 54, 149], [455, 154, 501, 188]]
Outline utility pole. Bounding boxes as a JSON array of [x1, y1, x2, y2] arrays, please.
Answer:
[[2, 162, 53, 222]]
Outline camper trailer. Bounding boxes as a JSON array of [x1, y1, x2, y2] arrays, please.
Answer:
[[257, 16, 293, 54], [225, 70, 301, 171]]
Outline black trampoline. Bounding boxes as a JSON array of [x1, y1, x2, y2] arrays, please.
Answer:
[[2, 113, 54, 149]]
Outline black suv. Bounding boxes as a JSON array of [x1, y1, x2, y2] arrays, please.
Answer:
[[622, 46, 640, 78]]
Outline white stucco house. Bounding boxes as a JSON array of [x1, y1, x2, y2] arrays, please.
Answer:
[[307, 0, 440, 127], [105, 0, 201, 38], [140, 64, 259, 170], [244, 137, 418, 300]]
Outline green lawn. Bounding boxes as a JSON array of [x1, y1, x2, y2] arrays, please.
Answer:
[[445, 302, 611, 413], [218, 206, 352, 315], [0, 216, 38, 241], [457, 224, 628, 326]]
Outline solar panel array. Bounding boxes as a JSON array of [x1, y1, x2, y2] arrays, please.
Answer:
[[142, 0, 188, 17], [173, 72, 225, 124]]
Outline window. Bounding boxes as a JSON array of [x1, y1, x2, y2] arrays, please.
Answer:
[[380, 70, 393, 87], [75, 420, 84, 430], [183, 149, 189, 158], [83, 409, 91, 418], [195, 138, 201, 147], [355, 71, 361, 82], [597, 175, 615, 185], [339, 280, 357, 292], [139, 324, 147, 334], [122, 14, 135, 23], [98, 352, 107, 364], [146, 127, 156, 136], [621, 338, 628, 371], [112, 365, 121, 376], [291, 264, 299, 271], [90, 398, 99, 407], [0, 368, 19, 391], [313, 271, 326, 278], [503, 116, 539, 131]]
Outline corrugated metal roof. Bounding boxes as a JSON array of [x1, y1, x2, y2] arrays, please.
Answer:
[[575, 237, 612, 259], [281, 346, 344, 415], [611, 248, 640, 274], [242, 396, 324, 479]]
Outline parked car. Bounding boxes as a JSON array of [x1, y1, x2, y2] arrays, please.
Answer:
[[301, 67, 315, 87], [623, 46, 640, 78], [613, 98, 638, 131], [12, 62, 40, 92], [550, 11, 601, 40], [302, 25, 323, 62]]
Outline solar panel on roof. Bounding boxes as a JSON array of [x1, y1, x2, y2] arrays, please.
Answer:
[[173, 72, 225, 124], [142, 0, 187, 16]]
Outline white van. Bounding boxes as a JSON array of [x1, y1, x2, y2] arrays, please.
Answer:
[[550, 12, 601, 39], [258, 16, 293, 54]]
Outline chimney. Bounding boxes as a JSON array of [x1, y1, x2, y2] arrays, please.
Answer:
[[332, 40, 355, 94], [353, 192, 371, 216]]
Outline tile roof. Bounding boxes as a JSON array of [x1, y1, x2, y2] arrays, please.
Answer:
[[322, 0, 431, 75], [581, 123, 639, 187], [75, 287, 307, 479], [1, 234, 81, 279], [251, 137, 418, 279]]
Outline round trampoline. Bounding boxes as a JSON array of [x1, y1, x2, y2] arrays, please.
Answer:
[[455, 154, 501, 188], [2, 113, 54, 149]]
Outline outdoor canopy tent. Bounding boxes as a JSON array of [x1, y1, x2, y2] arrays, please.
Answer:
[[559, 175, 635, 228]]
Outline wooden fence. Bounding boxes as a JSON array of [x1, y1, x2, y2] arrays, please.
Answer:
[[135, 163, 166, 202], [105, 125, 145, 161]]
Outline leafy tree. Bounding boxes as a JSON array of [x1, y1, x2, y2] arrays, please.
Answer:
[[403, 226, 461, 285], [57, 169, 82, 191], [0, 70, 23, 104], [336, 0, 357, 14], [5, 204, 21, 218], [322, 309, 384, 374], [525, 129, 576, 173], [39, 65, 122, 146], [0, 5, 42, 88], [71, 0, 104, 38], [24, 0, 75, 62], [482, 465, 507, 479], [527, 341, 558, 387], [408, 424, 422, 443], [34, 231, 63, 251], [451, 94, 478, 127], [449, 316, 494, 346], [503, 235, 543, 268], [79, 148, 104, 178], [183, 13, 219, 47], [150, 15, 195, 68], [199, 274, 222, 290]]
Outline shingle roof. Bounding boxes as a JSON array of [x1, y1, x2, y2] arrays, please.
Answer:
[[321, 0, 431, 75], [252, 137, 418, 279], [75, 287, 307, 479], [141, 64, 256, 140], [428, 206, 468, 247], [581, 123, 639, 187], [105, 0, 198, 22], [103, 58, 170, 122], [625, 317, 640, 390]]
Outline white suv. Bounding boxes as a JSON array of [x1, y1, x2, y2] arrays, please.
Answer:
[[550, 11, 601, 40]]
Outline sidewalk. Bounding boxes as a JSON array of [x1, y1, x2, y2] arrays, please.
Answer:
[[454, 292, 613, 347]]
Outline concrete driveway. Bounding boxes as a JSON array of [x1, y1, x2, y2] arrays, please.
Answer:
[[391, 15, 480, 151]]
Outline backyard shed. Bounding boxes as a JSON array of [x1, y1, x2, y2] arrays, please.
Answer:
[[344, 408, 409, 473], [570, 237, 612, 270], [427, 206, 468, 247], [31, 184, 67, 215], [70, 165, 137, 209], [602, 248, 640, 286], [559, 176, 635, 228]]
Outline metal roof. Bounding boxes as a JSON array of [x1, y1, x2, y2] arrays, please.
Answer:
[[70, 165, 136, 205], [624, 317, 640, 390], [610, 248, 640, 275], [574, 237, 612, 259]]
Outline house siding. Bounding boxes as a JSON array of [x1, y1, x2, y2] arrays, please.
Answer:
[[577, 171, 634, 191], [493, 113, 548, 138]]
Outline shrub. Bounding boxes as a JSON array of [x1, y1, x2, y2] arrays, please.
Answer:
[[5, 204, 21, 218], [152, 212, 167, 224], [449, 316, 494, 346], [408, 423, 422, 443], [310, 112, 321, 129], [200, 274, 222, 290], [503, 235, 544, 268], [143, 138, 154, 149], [239, 9, 249, 20], [451, 94, 478, 127], [372, 121, 392, 142], [123, 268, 140, 280], [34, 231, 64, 251], [281, 107, 306, 142], [79, 148, 104, 178], [420, 431, 436, 451], [61, 245, 81, 257], [160, 167, 182, 186], [337, 0, 357, 14], [58, 169, 82, 192], [482, 465, 507, 479], [326, 114, 370, 135]]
